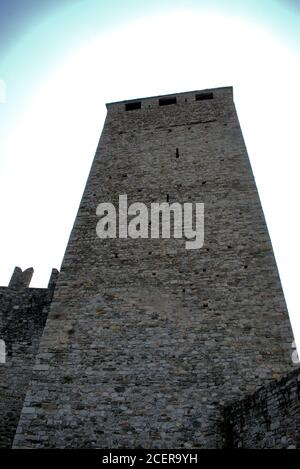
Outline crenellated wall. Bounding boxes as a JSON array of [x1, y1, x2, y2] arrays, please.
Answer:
[[0, 267, 58, 447]]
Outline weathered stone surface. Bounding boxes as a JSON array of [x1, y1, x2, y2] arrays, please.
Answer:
[[0, 267, 57, 447], [10, 87, 297, 448], [8, 267, 34, 289], [222, 367, 300, 448]]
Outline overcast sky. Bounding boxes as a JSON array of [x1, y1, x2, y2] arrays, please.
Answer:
[[0, 0, 300, 350]]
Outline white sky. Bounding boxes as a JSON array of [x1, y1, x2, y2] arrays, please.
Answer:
[[0, 8, 299, 351]]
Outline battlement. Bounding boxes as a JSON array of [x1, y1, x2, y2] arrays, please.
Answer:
[[3, 266, 59, 291]]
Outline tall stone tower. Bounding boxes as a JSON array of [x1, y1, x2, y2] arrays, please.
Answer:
[[14, 87, 295, 448]]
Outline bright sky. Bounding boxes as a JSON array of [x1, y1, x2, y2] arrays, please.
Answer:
[[0, 0, 300, 350]]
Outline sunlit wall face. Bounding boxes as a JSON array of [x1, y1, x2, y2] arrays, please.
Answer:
[[0, 0, 300, 349]]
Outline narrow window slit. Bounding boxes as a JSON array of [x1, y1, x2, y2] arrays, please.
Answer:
[[159, 96, 177, 106], [125, 101, 141, 111], [195, 92, 214, 101]]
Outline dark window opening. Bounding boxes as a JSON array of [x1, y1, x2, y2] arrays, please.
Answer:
[[195, 92, 214, 101], [176, 148, 179, 158], [125, 101, 141, 111], [166, 194, 169, 202], [159, 96, 177, 106]]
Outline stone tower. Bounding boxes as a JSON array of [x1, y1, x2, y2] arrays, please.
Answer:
[[13, 87, 295, 448]]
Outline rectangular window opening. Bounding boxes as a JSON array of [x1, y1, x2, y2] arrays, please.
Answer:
[[159, 96, 177, 106], [125, 101, 141, 111], [195, 92, 214, 101]]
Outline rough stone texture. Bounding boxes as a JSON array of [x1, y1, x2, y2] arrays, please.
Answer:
[[222, 367, 300, 448], [13, 87, 297, 448], [0, 268, 58, 447], [8, 267, 34, 289]]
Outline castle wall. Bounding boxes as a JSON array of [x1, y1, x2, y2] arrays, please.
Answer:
[[0, 268, 57, 447], [222, 368, 300, 448], [13, 87, 296, 448]]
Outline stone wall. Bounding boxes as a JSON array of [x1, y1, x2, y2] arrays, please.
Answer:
[[13, 87, 296, 448], [0, 267, 58, 447], [222, 367, 300, 448]]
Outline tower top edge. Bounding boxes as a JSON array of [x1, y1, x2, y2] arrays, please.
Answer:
[[106, 86, 233, 108]]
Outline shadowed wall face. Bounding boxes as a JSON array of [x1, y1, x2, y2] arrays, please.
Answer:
[[0, 268, 58, 447], [222, 367, 300, 448], [13, 88, 296, 448]]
